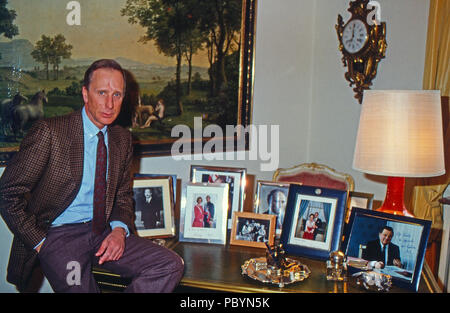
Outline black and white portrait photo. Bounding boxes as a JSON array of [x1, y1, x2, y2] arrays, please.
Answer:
[[236, 218, 270, 243], [134, 186, 165, 230]]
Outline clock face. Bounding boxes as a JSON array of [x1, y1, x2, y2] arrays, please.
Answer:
[[342, 19, 368, 54]]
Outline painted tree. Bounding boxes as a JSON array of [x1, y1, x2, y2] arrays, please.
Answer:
[[31, 35, 52, 80], [49, 34, 73, 80], [122, 0, 206, 115], [193, 0, 241, 96], [31, 34, 72, 80], [0, 0, 19, 59]]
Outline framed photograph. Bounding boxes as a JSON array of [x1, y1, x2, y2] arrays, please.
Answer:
[[280, 184, 347, 260], [0, 0, 257, 166], [179, 182, 229, 244], [134, 173, 177, 207], [345, 191, 374, 223], [342, 208, 432, 291], [133, 176, 175, 238], [230, 211, 276, 248], [190, 165, 246, 228], [254, 180, 290, 237]]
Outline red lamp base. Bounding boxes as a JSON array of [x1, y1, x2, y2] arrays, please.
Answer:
[[376, 177, 414, 217]]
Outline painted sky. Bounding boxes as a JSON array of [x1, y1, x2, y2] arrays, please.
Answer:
[[4, 0, 209, 67]]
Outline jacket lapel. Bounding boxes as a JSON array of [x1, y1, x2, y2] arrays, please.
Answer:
[[105, 127, 119, 218]]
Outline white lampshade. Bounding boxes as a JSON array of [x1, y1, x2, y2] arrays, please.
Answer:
[[353, 90, 445, 177]]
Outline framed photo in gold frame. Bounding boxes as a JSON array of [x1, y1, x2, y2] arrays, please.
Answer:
[[0, 0, 258, 165], [345, 191, 374, 223], [230, 211, 276, 249], [132, 176, 175, 238]]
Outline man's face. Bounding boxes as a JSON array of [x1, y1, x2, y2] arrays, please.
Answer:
[[82, 68, 125, 129], [144, 189, 151, 198], [270, 191, 287, 214], [379, 229, 394, 245]]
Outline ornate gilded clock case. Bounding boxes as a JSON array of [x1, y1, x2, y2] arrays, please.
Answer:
[[336, 0, 387, 103]]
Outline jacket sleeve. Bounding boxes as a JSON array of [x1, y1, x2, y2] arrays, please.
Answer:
[[0, 120, 51, 249]]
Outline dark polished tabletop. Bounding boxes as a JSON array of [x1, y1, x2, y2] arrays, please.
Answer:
[[171, 240, 439, 293]]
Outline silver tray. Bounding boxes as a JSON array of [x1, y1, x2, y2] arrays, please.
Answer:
[[241, 257, 311, 288]]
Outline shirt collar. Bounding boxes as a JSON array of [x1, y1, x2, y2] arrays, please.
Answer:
[[82, 106, 107, 139]]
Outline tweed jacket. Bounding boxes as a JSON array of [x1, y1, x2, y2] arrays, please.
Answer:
[[0, 110, 135, 290]]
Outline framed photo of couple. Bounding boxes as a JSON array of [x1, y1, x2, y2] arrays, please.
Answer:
[[190, 165, 246, 228], [132, 176, 175, 238], [179, 182, 230, 245], [342, 208, 431, 291], [280, 184, 347, 260]]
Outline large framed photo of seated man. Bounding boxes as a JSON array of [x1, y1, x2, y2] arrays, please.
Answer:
[[179, 182, 229, 245], [280, 185, 347, 260], [342, 208, 431, 291], [133, 176, 175, 238], [230, 212, 276, 249]]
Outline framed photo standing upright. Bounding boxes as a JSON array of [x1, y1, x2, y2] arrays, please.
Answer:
[[133, 176, 175, 238], [342, 208, 431, 291], [230, 211, 276, 249], [254, 180, 290, 237], [190, 165, 246, 228], [179, 182, 229, 245], [280, 185, 348, 260], [345, 191, 374, 223]]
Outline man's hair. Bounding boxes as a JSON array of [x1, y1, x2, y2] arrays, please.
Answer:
[[83, 59, 126, 91], [379, 225, 394, 235]]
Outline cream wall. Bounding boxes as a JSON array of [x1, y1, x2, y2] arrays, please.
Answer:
[[138, 0, 430, 200], [0, 0, 430, 292], [308, 0, 430, 199]]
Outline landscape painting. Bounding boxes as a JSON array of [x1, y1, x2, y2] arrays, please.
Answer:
[[0, 0, 256, 164]]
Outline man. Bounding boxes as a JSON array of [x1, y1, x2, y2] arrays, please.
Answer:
[[204, 195, 215, 228], [0, 59, 183, 292], [139, 188, 164, 229], [313, 212, 322, 240], [263, 189, 287, 233], [362, 226, 402, 269]]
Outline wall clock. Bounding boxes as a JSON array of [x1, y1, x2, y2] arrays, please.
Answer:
[[336, 0, 387, 103]]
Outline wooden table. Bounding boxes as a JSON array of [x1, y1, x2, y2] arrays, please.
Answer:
[[93, 238, 441, 293], [171, 241, 440, 293]]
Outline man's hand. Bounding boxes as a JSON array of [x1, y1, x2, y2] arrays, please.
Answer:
[[393, 258, 402, 268], [95, 227, 126, 265]]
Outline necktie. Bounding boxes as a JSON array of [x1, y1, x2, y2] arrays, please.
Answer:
[[382, 245, 386, 264], [93, 131, 107, 235]]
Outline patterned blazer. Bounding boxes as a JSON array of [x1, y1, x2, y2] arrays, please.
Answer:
[[0, 110, 135, 290]]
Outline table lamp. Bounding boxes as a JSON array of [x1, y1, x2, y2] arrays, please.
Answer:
[[353, 90, 445, 216]]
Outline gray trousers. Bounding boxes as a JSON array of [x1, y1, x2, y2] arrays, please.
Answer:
[[37, 222, 184, 293]]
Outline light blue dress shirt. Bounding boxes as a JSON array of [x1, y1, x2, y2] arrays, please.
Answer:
[[51, 107, 129, 233]]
